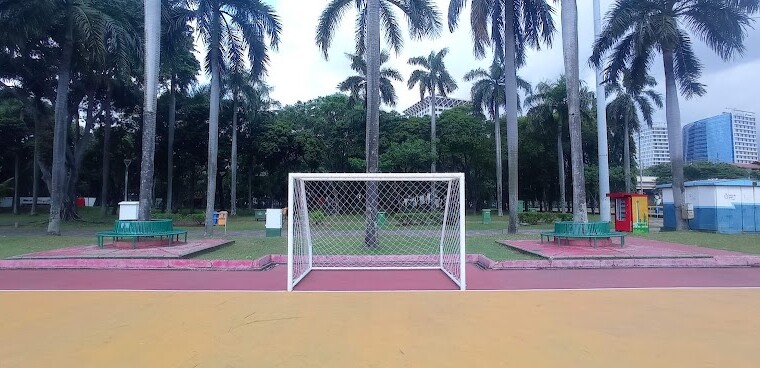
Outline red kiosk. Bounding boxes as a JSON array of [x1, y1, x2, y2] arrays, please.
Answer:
[[608, 193, 649, 233]]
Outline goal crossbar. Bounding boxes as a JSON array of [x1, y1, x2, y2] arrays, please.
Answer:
[[287, 173, 466, 291]]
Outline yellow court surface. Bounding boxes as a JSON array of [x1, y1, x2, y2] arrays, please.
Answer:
[[1, 289, 760, 367]]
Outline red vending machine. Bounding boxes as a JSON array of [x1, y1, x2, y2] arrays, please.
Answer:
[[608, 193, 649, 233]]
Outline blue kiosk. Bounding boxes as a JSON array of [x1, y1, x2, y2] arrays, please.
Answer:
[[658, 179, 760, 233]]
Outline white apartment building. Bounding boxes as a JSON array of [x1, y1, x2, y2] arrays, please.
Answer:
[[403, 96, 468, 118], [634, 122, 671, 169], [727, 109, 758, 164]]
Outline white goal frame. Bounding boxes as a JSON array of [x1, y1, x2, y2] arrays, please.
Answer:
[[287, 173, 466, 291]]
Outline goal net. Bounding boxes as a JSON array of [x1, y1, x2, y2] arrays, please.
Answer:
[[287, 173, 466, 291]]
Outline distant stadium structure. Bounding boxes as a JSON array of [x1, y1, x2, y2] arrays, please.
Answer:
[[403, 96, 468, 118]]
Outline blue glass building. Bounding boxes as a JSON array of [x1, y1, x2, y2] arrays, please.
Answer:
[[682, 113, 735, 163]]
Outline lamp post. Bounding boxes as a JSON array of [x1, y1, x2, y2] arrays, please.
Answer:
[[594, 0, 611, 221], [123, 159, 132, 201]]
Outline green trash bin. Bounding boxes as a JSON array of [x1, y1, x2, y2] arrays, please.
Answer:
[[254, 209, 266, 222], [517, 200, 525, 213], [376, 211, 386, 227], [482, 209, 492, 224]]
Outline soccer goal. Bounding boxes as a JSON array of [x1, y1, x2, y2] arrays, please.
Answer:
[[287, 173, 466, 291]]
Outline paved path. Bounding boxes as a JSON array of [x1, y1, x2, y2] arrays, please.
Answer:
[[2, 266, 760, 291]]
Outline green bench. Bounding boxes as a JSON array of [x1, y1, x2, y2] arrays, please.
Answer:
[[540, 221, 626, 247], [96, 219, 188, 249]]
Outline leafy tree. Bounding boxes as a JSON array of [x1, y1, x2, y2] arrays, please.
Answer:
[[448, 0, 555, 232], [465, 60, 530, 216], [407, 48, 457, 173], [161, 0, 200, 213], [317, 0, 441, 247], [185, 0, 282, 234], [525, 76, 594, 213], [606, 70, 662, 192], [437, 105, 494, 213], [646, 162, 760, 184], [338, 51, 402, 107], [591, 0, 759, 229], [1, 0, 138, 234]]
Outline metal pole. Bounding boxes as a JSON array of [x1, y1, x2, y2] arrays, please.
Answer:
[[593, 0, 611, 221]]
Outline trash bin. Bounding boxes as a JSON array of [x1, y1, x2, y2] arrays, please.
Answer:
[[217, 211, 228, 226], [212, 212, 219, 225], [376, 211, 386, 227], [254, 209, 266, 221], [482, 209, 492, 224], [517, 200, 524, 213]]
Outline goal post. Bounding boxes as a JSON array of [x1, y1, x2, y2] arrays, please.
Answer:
[[287, 173, 466, 291]]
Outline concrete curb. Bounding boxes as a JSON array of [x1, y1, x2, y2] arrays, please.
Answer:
[[1, 253, 759, 271]]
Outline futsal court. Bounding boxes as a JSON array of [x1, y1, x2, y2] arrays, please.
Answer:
[[2, 267, 760, 367]]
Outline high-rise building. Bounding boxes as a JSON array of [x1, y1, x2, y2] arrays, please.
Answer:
[[683, 110, 757, 164], [634, 122, 671, 169], [403, 96, 468, 118]]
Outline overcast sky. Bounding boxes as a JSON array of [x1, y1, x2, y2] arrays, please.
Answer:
[[211, 0, 760, 125]]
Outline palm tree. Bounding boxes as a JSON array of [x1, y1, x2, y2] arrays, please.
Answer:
[[162, 0, 199, 214], [448, 0, 555, 233], [338, 51, 403, 107], [316, 0, 440, 247], [606, 70, 663, 192], [0, 0, 137, 234], [559, 0, 587, 222], [464, 60, 530, 216], [224, 66, 264, 216], [591, 0, 758, 230], [186, 0, 281, 235], [407, 48, 457, 173], [525, 76, 594, 213], [139, 0, 162, 221]]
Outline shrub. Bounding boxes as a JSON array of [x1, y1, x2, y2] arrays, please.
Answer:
[[310, 210, 326, 225], [518, 212, 572, 225]]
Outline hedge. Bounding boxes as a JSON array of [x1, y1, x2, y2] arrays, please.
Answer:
[[518, 212, 572, 225]]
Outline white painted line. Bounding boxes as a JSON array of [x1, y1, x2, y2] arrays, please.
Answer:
[[1, 286, 760, 293]]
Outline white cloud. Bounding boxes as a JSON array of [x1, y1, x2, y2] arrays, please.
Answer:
[[238, 0, 760, 122]]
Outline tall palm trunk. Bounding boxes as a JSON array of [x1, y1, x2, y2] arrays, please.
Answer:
[[503, 2, 519, 233], [364, 0, 380, 248], [430, 89, 437, 173], [48, 7, 74, 235], [139, 0, 161, 220], [560, 0, 587, 222], [493, 102, 503, 216], [204, 8, 222, 235], [623, 118, 631, 192], [557, 123, 566, 212], [230, 91, 238, 216], [166, 78, 176, 213], [100, 81, 113, 217], [248, 164, 253, 212], [662, 50, 687, 230], [12, 152, 19, 215], [31, 99, 41, 216]]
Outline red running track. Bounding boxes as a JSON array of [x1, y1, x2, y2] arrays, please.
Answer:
[[1, 264, 760, 291]]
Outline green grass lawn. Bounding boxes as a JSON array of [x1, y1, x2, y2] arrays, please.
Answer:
[[633, 231, 760, 254], [0, 236, 94, 259], [0, 232, 533, 261]]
